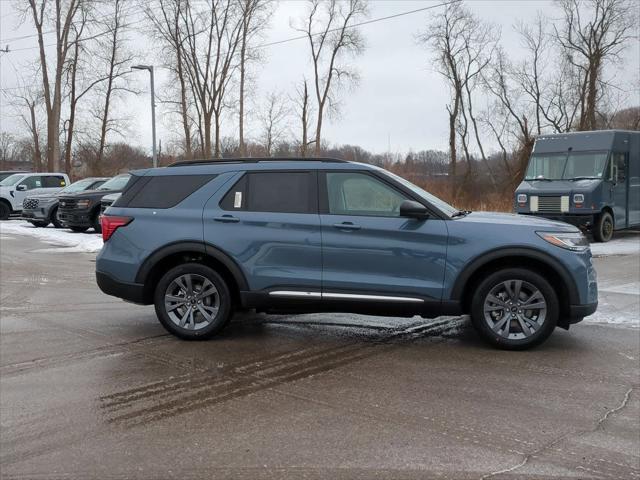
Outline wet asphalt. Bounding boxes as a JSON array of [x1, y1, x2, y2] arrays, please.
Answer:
[[1, 232, 639, 479]]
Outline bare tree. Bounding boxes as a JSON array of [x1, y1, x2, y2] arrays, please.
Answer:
[[90, 0, 135, 172], [555, 0, 635, 130], [420, 1, 497, 180], [3, 78, 45, 172], [26, 0, 82, 171], [259, 92, 289, 156], [238, 0, 270, 156], [293, 79, 313, 157], [180, 0, 244, 159], [146, 0, 194, 159], [296, 0, 367, 157]]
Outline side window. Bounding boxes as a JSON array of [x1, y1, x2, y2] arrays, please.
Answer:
[[611, 152, 626, 183], [19, 176, 42, 190], [220, 175, 248, 211], [43, 176, 66, 188], [220, 172, 315, 214], [326, 172, 408, 217]]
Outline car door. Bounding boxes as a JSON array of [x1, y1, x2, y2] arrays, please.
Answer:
[[319, 170, 448, 304], [610, 152, 628, 228], [203, 170, 322, 294]]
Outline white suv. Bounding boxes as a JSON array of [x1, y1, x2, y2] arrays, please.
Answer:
[[0, 172, 70, 220]]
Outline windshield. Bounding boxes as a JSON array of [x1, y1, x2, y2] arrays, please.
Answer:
[[525, 151, 609, 180], [60, 178, 101, 194], [382, 169, 459, 217], [98, 174, 130, 191], [0, 174, 26, 186]]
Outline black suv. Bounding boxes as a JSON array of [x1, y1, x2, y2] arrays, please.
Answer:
[[59, 174, 130, 232]]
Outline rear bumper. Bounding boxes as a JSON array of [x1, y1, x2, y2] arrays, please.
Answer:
[[96, 271, 148, 305]]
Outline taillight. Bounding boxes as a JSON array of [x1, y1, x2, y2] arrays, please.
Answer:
[[101, 215, 133, 242]]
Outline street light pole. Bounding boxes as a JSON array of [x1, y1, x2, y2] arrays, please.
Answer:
[[131, 65, 157, 168]]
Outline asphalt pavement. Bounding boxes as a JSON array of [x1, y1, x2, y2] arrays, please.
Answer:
[[1, 231, 638, 479]]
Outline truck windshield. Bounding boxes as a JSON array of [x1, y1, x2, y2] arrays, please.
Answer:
[[0, 174, 26, 186], [98, 174, 131, 191], [525, 151, 609, 180]]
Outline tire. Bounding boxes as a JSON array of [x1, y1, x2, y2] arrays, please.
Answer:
[[593, 211, 614, 242], [50, 206, 63, 228], [70, 226, 89, 233], [0, 201, 10, 220], [92, 211, 102, 233], [29, 220, 49, 228], [470, 268, 559, 350], [154, 263, 233, 340]]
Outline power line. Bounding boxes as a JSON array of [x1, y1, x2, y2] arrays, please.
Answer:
[[257, 0, 460, 50], [0, 0, 456, 91], [0, 3, 143, 43]]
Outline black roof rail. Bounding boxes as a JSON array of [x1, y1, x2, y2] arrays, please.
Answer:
[[168, 157, 349, 167]]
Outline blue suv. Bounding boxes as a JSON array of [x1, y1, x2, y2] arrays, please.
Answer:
[[96, 159, 598, 349]]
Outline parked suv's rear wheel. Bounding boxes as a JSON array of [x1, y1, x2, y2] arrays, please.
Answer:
[[0, 201, 10, 220], [470, 268, 558, 350], [593, 211, 614, 242], [154, 263, 233, 340]]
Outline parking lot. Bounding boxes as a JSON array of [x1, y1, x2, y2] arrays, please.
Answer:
[[1, 223, 639, 479]]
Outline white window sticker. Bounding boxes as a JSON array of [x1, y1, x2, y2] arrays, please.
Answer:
[[234, 191, 242, 208]]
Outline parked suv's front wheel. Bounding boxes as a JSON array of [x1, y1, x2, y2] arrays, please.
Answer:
[[154, 263, 233, 340], [470, 268, 558, 350]]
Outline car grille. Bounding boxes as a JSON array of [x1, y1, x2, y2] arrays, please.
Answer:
[[58, 198, 78, 211], [23, 198, 39, 209], [537, 196, 561, 213]]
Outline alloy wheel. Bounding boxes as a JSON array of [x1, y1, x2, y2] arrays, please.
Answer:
[[483, 279, 547, 340], [164, 273, 220, 330]]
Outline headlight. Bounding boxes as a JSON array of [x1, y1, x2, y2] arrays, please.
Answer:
[[77, 199, 91, 209], [573, 194, 584, 205], [517, 194, 527, 204], [537, 231, 589, 251]]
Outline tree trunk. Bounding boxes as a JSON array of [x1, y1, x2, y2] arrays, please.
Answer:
[[203, 115, 212, 159]]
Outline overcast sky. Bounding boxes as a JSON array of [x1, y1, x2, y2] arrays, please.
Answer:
[[1, 0, 638, 156]]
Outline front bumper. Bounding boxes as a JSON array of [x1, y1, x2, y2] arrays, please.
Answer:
[[519, 212, 595, 230], [567, 302, 598, 322], [22, 205, 55, 221], [58, 209, 93, 227]]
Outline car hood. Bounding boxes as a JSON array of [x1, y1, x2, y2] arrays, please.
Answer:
[[516, 179, 601, 195], [455, 211, 578, 232]]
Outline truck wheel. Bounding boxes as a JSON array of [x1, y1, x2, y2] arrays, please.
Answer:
[[154, 263, 233, 340], [0, 201, 10, 220], [593, 211, 614, 242], [50, 207, 63, 228], [470, 268, 558, 350]]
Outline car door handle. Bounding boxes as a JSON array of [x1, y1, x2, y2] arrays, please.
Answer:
[[213, 215, 239, 223], [332, 222, 361, 230]]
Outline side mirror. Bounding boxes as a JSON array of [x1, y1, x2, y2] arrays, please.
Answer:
[[400, 200, 429, 220], [16, 184, 27, 191]]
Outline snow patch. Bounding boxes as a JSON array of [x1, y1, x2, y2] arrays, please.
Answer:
[[590, 235, 640, 257], [0, 220, 103, 253]]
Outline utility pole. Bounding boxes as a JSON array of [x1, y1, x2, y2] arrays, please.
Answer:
[[131, 65, 157, 168]]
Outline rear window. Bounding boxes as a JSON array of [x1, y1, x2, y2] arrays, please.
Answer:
[[115, 174, 216, 209]]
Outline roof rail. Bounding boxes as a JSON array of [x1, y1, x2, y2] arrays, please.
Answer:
[[168, 157, 348, 167]]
